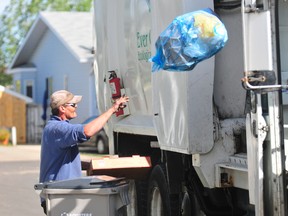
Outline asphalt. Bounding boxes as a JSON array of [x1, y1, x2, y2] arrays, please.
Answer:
[[0, 144, 97, 216], [0, 144, 43, 215]]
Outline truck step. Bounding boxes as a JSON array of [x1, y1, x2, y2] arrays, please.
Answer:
[[215, 153, 248, 189], [226, 153, 248, 171]]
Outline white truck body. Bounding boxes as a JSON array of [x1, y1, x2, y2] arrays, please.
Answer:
[[93, 0, 288, 215]]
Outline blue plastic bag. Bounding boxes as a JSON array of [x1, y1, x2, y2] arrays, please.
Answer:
[[150, 8, 228, 72]]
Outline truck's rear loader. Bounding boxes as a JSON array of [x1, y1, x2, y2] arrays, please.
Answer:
[[92, 0, 288, 215]]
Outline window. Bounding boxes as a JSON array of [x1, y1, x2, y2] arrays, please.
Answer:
[[26, 85, 33, 98], [25, 80, 34, 99], [15, 80, 21, 93]]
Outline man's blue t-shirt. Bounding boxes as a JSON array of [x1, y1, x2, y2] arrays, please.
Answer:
[[39, 116, 88, 184]]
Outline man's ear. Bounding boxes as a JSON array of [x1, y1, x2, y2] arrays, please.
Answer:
[[59, 105, 66, 113]]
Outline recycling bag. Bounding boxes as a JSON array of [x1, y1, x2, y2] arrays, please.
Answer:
[[150, 8, 228, 72]]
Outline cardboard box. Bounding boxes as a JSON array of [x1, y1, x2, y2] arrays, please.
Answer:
[[87, 155, 152, 180]]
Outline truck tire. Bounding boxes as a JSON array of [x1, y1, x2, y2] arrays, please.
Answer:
[[147, 165, 179, 216], [126, 180, 137, 216], [181, 191, 204, 216], [181, 192, 191, 216], [96, 136, 108, 154], [126, 180, 148, 216]]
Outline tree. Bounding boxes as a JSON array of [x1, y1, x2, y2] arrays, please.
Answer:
[[0, 0, 93, 86]]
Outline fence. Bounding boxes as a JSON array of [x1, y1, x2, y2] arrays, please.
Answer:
[[0, 90, 27, 143], [26, 104, 45, 144]]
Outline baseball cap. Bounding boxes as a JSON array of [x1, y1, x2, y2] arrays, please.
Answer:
[[50, 90, 82, 109]]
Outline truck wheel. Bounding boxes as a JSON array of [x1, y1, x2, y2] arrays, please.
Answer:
[[181, 192, 191, 216], [126, 180, 148, 216], [181, 190, 204, 216], [126, 180, 137, 216], [96, 137, 108, 154], [147, 165, 178, 216]]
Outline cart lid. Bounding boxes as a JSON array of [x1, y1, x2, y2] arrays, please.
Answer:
[[35, 175, 126, 190]]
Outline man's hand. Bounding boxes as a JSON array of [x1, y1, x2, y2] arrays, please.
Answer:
[[112, 95, 129, 112]]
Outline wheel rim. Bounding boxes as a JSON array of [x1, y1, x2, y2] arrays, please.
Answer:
[[181, 192, 191, 216], [150, 187, 163, 216], [97, 139, 105, 153], [126, 181, 137, 216]]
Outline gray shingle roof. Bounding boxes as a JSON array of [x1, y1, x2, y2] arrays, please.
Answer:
[[9, 11, 93, 69]]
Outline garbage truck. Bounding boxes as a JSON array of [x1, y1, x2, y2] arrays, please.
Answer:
[[92, 0, 288, 215]]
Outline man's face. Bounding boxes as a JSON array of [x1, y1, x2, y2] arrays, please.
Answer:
[[62, 103, 78, 120]]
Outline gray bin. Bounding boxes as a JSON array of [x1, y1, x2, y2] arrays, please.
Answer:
[[35, 176, 129, 216]]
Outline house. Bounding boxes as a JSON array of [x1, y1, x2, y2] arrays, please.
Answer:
[[7, 12, 98, 125]]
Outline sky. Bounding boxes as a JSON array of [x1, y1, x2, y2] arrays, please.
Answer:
[[0, 0, 10, 14]]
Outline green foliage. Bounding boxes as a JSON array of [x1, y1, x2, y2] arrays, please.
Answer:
[[0, 72, 13, 86], [0, 0, 93, 86]]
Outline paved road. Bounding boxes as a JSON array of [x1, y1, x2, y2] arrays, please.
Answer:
[[0, 145, 43, 215], [0, 144, 97, 216]]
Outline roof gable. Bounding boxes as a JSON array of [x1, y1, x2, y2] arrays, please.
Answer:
[[9, 11, 93, 69]]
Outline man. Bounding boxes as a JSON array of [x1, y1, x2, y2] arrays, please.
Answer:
[[39, 90, 129, 214]]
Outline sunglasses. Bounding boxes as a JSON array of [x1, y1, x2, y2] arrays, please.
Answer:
[[65, 103, 77, 108]]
